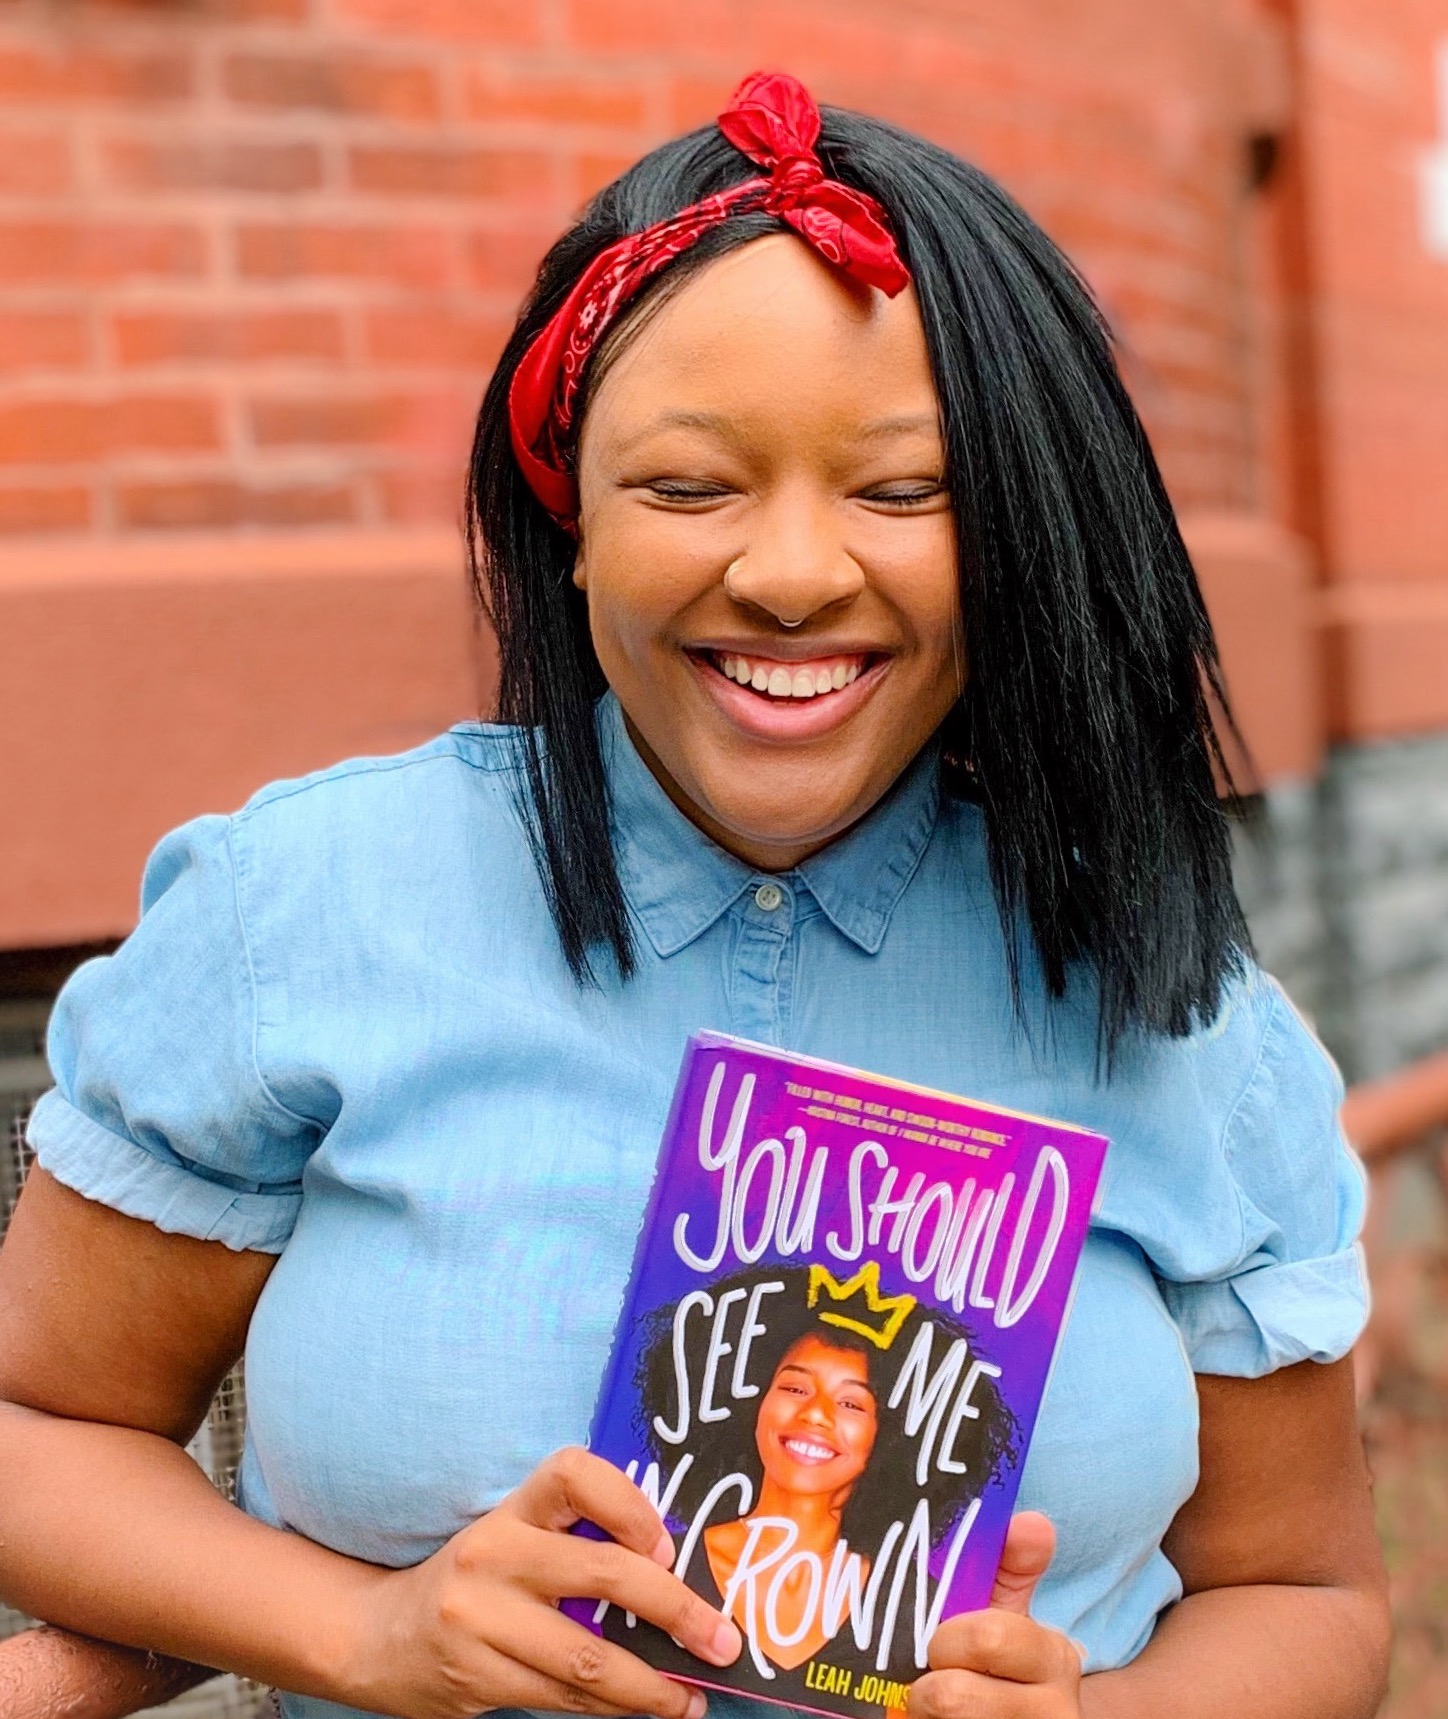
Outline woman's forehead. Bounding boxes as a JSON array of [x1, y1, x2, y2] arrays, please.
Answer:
[[777, 1330, 874, 1380], [581, 234, 939, 447]]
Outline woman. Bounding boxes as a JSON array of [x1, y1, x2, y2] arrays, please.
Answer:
[[0, 71, 1386, 1719], [624, 1263, 1014, 1685]]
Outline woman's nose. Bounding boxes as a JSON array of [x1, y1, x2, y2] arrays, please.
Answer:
[[800, 1393, 834, 1427], [723, 499, 865, 629]]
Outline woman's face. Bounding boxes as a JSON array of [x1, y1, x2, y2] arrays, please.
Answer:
[[754, 1333, 878, 1498], [573, 234, 959, 872]]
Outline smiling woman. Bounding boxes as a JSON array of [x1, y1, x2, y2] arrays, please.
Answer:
[[0, 69, 1387, 1719]]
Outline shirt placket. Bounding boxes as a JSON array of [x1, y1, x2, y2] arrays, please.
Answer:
[[727, 878, 797, 1045]]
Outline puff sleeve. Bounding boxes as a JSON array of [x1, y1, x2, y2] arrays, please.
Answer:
[[26, 815, 324, 1253], [1156, 983, 1370, 1378]]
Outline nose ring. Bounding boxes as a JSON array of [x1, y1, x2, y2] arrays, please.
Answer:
[[724, 556, 807, 630]]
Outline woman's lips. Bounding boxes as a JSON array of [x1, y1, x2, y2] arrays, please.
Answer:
[[781, 1435, 842, 1465], [689, 648, 888, 741]]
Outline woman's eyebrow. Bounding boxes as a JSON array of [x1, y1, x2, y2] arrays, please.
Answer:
[[858, 413, 939, 439], [616, 408, 736, 452], [776, 1362, 874, 1392]]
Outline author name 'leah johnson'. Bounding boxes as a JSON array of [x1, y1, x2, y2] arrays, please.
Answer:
[[804, 1656, 911, 1711]]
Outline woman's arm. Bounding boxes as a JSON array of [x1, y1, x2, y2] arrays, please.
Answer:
[[912, 1355, 1389, 1719], [1081, 1356, 1389, 1719], [0, 1168, 740, 1718], [0, 1626, 214, 1719]]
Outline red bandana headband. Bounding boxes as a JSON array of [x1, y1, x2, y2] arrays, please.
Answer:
[[507, 70, 911, 530]]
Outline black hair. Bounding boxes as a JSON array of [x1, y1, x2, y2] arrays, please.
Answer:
[[633, 1263, 1016, 1558], [467, 103, 1251, 1056]]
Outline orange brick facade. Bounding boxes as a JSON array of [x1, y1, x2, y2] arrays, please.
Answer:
[[0, 0, 1291, 534], [0, 0, 1445, 947]]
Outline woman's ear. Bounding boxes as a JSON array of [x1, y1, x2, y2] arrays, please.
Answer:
[[572, 543, 587, 591]]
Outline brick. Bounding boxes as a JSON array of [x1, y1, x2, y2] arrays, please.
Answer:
[[103, 135, 324, 194], [0, 482, 91, 533], [570, 150, 640, 203], [0, 395, 220, 464], [249, 388, 473, 449], [349, 143, 551, 200], [209, 0, 312, 19], [462, 224, 554, 297], [668, 75, 738, 133], [460, 65, 652, 129], [363, 305, 509, 369], [0, 127, 73, 195], [113, 308, 346, 365], [116, 476, 357, 529], [0, 221, 206, 285], [0, 43, 193, 104], [249, 393, 404, 447], [562, 0, 741, 56], [0, 310, 89, 372], [374, 463, 466, 523], [331, 0, 541, 44], [222, 51, 441, 121], [235, 221, 455, 288]]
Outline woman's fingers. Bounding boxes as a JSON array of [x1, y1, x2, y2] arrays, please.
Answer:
[[505, 1524, 741, 1667], [486, 1598, 707, 1719], [988, 1512, 1056, 1615], [911, 1666, 1018, 1719], [505, 1447, 675, 1565], [927, 1609, 1080, 1684]]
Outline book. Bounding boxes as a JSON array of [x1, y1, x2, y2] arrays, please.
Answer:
[[567, 1032, 1109, 1719]]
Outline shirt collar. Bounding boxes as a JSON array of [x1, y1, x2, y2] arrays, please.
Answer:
[[601, 694, 941, 959]]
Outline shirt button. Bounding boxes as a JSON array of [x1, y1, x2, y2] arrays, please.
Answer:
[[753, 882, 785, 912]]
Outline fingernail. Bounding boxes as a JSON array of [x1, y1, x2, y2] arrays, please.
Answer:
[[652, 1529, 676, 1566], [686, 1692, 707, 1719], [708, 1618, 742, 1664]]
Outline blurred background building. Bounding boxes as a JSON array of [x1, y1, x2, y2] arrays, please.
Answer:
[[0, 0, 1445, 1713]]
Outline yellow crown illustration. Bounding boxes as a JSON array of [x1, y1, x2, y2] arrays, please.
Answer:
[[806, 1261, 917, 1351]]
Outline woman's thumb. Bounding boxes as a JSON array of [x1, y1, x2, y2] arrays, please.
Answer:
[[988, 1511, 1056, 1615]]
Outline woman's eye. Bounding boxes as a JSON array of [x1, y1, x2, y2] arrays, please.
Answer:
[[858, 482, 947, 509], [643, 479, 734, 504]]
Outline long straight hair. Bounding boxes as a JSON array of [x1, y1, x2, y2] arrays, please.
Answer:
[[467, 106, 1250, 1057]]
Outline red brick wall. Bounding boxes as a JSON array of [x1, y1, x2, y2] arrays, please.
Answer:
[[1286, 0, 1448, 739], [0, 0, 1280, 538]]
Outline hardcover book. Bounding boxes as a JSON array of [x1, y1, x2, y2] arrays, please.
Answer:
[[568, 1032, 1109, 1719]]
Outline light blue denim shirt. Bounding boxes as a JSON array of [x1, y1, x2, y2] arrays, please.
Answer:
[[30, 694, 1368, 1719]]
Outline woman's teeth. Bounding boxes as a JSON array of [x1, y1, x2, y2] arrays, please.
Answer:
[[783, 1437, 838, 1462], [717, 655, 863, 699]]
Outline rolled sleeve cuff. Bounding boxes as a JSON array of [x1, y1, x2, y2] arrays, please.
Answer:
[[1160, 1244, 1370, 1378], [27, 1090, 300, 1254]]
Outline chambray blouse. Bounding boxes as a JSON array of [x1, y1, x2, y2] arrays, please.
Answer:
[[29, 694, 1368, 1719]]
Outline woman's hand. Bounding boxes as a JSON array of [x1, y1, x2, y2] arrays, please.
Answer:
[[912, 1514, 1082, 1719], [346, 1446, 742, 1719]]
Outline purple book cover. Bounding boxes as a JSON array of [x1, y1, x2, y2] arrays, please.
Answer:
[[567, 1032, 1108, 1719]]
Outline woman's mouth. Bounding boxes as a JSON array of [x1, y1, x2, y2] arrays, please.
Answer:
[[688, 646, 886, 740], [781, 1436, 840, 1464], [709, 651, 869, 700]]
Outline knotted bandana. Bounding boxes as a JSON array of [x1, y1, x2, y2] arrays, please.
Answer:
[[507, 70, 911, 529]]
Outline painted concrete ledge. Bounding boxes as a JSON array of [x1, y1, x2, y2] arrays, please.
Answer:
[[1319, 580, 1448, 744], [0, 527, 489, 949], [1178, 511, 1322, 787]]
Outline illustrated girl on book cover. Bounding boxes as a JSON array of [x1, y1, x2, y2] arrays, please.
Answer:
[[611, 1260, 1017, 1704]]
